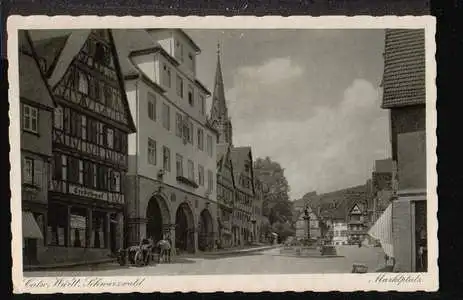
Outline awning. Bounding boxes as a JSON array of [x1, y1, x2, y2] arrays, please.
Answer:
[[22, 211, 44, 239], [368, 203, 393, 257]]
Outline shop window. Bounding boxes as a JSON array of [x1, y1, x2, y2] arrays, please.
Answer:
[[70, 207, 87, 248], [47, 204, 68, 247], [92, 211, 106, 249]]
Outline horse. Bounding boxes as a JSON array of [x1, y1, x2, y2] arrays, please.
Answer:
[[156, 238, 172, 263]]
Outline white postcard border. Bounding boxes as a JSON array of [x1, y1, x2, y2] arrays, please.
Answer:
[[8, 15, 437, 293]]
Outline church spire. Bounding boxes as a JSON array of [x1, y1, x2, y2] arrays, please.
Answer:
[[210, 42, 227, 121], [210, 41, 233, 146]]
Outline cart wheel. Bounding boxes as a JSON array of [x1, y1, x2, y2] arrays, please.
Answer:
[[134, 251, 144, 267]]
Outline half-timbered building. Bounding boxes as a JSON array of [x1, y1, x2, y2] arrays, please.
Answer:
[[216, 144, 235, 248], [29, 29, 136, 264]]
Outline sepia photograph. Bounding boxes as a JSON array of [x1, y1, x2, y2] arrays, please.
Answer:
[[8, 16, 437, 293]]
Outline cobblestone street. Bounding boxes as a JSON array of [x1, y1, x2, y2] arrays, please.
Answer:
[[25, 246, 386, 277]]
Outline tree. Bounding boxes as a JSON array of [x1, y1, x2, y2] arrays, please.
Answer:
[[254, 157, 293, 225]]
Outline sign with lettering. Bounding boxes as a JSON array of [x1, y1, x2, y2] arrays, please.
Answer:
[[69, 184, 107, 201]]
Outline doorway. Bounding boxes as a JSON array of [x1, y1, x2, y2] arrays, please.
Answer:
[[110, 214, 117, 253]]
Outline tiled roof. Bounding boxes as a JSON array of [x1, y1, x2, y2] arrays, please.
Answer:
[[19, 31, 54, 108], [312, 185, 368, 221], [32, 35, 70, 77], [381, 29, 426, 109]]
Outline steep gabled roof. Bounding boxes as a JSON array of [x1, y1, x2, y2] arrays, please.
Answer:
[[230, 146, 254, 193], [312, 184, 368, 221], [29, 29, 137, 132], [19, 31, 55, 108], [32, 34, 70, 78], [381, 29, 426, 109]]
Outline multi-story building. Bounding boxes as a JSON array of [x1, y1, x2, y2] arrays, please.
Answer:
[[118, 29, 218, 254], [29, 29, 137, 264], [19, 31, 55, 267], [381, 29, 427, 272], [231, 147, 255, 246], [347, 202, 368, 244], [216, 144, 235, 248], [331, 219, 348, 246]]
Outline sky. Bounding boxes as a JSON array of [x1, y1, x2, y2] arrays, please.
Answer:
[[186, 29, 391, 201]]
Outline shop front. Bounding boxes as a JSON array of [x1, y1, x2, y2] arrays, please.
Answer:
[[43, 195, 124, 265], [22, 210, 45, 266]]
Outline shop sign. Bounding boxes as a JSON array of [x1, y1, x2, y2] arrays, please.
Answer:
[[69, 184, 107, 201], [70, 214, 87, 229]]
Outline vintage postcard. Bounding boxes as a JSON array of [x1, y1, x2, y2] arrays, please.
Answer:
[[8, 16, 437, 293]]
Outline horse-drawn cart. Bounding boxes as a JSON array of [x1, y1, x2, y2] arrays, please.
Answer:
[[117, 238, 156, 267], [117, 238, 172, 267]]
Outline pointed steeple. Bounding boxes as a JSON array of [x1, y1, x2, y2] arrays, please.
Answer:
[[210, 42, 228, 121], [210, 41, 233, 146]]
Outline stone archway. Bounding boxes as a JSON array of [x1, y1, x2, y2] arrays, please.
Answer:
[[146, 194, 170, 242], [198, 209, 214, 251], [175, 202, 195, 253]]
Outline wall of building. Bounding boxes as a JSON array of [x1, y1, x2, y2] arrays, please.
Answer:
[[20, 104, 53, 158], [126, 79, 217, 202], [392, 199, 413, 272], [397, 131, 426, 191], [128, 175, 218, 251], [390, 105, 426, 161]]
